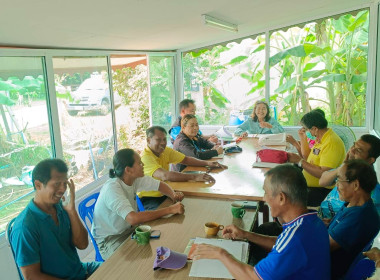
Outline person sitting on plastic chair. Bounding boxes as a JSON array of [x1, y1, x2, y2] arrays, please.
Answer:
[[92, 148, 185, 260], [10, 159, 102, 280]]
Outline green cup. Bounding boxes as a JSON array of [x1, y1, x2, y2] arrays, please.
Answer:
[[135, 225, 151, 245], [231, 205, 245, 218]]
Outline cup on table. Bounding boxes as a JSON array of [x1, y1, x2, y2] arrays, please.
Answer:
[[231, 203, 246, 218], [135, 225, 151, 245], [204, 222, 224, 236]]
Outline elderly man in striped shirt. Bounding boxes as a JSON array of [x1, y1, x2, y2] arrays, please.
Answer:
[[192, 164, 331, 280]]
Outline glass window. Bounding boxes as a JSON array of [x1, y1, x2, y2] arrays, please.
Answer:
[[0, 57, 52, 233], [52, 57, 115, 190], [182, 36, 266, 125], [149, 56, 176, 130], [110, 55, 149, 153], [269, 10, 369, 126]]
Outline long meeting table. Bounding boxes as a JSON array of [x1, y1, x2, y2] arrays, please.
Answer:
[[89, 196, 258, 280]]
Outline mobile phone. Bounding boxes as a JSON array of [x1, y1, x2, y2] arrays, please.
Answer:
[[150, 230, 161, 239]]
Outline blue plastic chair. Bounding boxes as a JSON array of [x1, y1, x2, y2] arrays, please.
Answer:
[[6, 217, 23, 280], [136, 195, 145, 212], [344, 240, 376, 280], [78, 192, 104, 262]]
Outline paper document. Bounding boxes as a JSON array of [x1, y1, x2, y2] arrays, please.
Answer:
[[189, 238, 248, 279], [252, 162, 281, 168], [222, 142, 237, 149], [258, 133, 286, 146], [215, 126, 234, 140]]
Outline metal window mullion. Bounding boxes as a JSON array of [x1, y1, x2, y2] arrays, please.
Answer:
[[175, 50, 184, 118], [147, 55, 153, 126], [265, 31, 270, 103], [44, 55, 64, 159], [106, 55, 119, 152]]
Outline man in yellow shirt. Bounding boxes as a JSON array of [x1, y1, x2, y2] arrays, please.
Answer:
[[288, 110, 345, 206], [140, 126, 226, 209]]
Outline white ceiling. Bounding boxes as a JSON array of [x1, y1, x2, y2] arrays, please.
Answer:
[[0, 0, 371, 52]]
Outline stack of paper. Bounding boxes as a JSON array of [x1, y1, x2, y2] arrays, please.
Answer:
[[258, 133, 286, 146], [215, 126, 234, 141], [189, 238, 248, 279]]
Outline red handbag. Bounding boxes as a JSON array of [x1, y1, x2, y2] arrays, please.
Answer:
[[256, 149, 288, 163]]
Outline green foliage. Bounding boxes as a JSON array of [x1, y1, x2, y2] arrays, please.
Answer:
[[268, 9, 369, 126], [112, 64, 149, 148]]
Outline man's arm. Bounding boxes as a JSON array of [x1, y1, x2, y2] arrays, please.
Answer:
[[21, 263, 64, 280], [319, 169, 339, 187], [63, 180, 88, 250], [157, 181, 184, 202], [152, 168, 215, 182], [222, 225, 277, 252], [125, 202, 184, 226], [193, 244, 258, 280], [288, 153, 332, 179], [329, 235, 341, 252]]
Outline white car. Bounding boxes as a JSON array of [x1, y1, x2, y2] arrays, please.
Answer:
[[67, 75, 121, 116]]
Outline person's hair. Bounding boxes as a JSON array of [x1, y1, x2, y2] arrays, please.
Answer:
[[300, 110, 328, 129], [344, 159, 378, 194], [109, 149, 135, 178], [311, 108, 325, 118], [146, 126, 167, 139], [360, 134, 380, 160], [181, 114, 197, 128], [251, 101, 271, 122], [32, 159, 68, 190], [179, 99, 195, 111], [265, 164, 308, 207]]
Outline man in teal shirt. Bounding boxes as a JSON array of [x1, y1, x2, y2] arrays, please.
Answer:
[[10, 159, 101, 279]]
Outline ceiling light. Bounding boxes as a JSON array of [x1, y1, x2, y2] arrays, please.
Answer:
[[203, 14, 238, 33]]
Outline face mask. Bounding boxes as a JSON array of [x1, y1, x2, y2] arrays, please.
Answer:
[[306, 131, 316, 141]]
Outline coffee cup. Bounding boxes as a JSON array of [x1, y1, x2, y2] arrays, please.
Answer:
[[135, 225, 151, 245], [204, 222, 224, 236], [231, 204, 245, 218]]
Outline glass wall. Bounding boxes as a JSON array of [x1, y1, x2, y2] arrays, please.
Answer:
[[111, 55, 148, 153], [0, 57, 52, 233], [270, 10, 369, 126], [149, 56, 176, 130], [182, 36, 266, 126], [52, 57, 115, 190]]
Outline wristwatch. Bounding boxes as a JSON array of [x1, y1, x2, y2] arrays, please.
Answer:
[[298, 159, 304, 168]]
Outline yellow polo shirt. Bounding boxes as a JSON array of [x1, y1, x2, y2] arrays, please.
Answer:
[[303, 128, 345, 188], [139, 146, 185, 197]]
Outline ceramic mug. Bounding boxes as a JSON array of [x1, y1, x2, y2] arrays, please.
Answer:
[[135, 225, 151, 245], [204, 222, 224, 236]]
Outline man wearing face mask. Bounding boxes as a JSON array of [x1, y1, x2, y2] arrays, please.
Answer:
[[288, 110, 345, 206]]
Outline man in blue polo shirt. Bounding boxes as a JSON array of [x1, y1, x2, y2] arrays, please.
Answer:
[[327, 159, 380, 279], [10, 159, 101, 279], [192, 164, 331, 280]]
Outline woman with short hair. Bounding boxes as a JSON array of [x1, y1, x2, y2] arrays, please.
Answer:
[[173, 114, 223, 171]]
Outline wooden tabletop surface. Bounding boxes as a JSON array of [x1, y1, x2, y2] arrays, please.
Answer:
[[167, 138, 286, 201], [89, 196, 258, 280]]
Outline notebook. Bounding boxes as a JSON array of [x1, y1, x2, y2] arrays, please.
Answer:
[[189, 237, 249, 279]]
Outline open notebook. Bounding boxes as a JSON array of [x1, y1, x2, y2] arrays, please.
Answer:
[[189, 237, 249, 279]]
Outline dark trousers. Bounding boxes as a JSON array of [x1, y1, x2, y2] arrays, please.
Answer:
[[307, 187, 331, 207], [248, 221, 283, 265], [140, 196, 168, 210]]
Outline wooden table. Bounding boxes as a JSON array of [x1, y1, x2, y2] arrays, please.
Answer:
[[90, 196, 258, 280], [168, 138, 285, 201]]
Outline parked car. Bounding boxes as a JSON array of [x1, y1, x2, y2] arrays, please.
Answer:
[[66, 75, 120, 116]]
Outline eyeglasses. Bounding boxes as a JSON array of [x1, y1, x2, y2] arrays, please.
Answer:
[[336, 178, 351, 184]]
